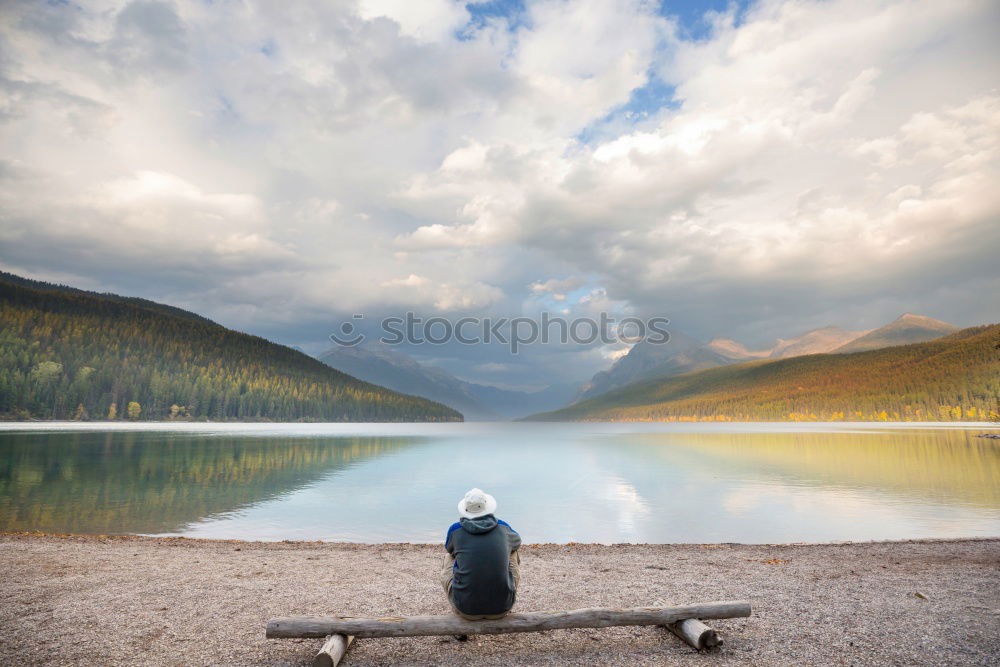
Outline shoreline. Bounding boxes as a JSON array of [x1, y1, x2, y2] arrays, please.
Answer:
[[3, 533, 997, 665], [3, 530, 999, 546], [2, 419, 999, 427]]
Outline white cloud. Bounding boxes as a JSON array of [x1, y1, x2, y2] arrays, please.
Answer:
[[387, 0, 1000, 334], [432, 281, 505, 312], [603, 346, 632, 361], [382, 274, 430, 288], [510, 0, 668, 131], [529, 276, 585, 302], [357, 0, 468, 43], [1, 167, 292, 277], [1, 0, 998, 386]]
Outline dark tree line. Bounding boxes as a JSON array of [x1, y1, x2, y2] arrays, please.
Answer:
[[0, 273, 462, 422]]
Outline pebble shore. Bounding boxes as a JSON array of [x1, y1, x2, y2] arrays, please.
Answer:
[[1, 534, 997, 665]]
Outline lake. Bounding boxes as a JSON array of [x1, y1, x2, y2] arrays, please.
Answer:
[[0, 422, 998, 543]]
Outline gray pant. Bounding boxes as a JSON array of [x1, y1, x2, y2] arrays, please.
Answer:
[[439, 551, 521, 620]]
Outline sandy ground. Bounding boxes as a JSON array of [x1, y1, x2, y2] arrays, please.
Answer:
[[0, 535, 998, 666]]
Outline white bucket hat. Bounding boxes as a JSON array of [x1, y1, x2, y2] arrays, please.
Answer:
[[457, 488, 497, 519]]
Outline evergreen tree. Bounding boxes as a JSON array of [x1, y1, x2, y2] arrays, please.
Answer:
[[534, 324, 1000, 422], [0, 272, 462, 422]]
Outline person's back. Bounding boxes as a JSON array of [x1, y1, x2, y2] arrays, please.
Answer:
[[440, 488, 522, 619]]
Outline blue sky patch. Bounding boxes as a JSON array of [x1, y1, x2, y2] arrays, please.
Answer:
[[659, 0, 746, 40], [462, 1, 747, 40], [465, 0, 528, 32], [576, 74, 680, 145]]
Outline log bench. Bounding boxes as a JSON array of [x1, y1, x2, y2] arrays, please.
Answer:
[[267, 600, 752, 666]]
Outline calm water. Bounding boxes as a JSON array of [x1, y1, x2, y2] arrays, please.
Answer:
[[1, 422, 998, 543]]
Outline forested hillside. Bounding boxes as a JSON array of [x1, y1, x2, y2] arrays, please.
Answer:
[[0, 273, 461, 422], [529, 324, 1000, 422]]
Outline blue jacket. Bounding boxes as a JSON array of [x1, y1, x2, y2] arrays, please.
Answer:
[[445, 514, 521, 616]]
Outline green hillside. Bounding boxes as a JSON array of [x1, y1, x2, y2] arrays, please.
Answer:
[[528, 324, 1000, 422], [0, 273, 461, 422]]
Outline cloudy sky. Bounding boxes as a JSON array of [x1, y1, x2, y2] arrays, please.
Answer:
[[2, 0, 998, 388]]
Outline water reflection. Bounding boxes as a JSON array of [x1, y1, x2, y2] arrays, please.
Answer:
[[613, 429, 1000, 508], [0, 431, 417, 534], [0, 424, 997, 542]]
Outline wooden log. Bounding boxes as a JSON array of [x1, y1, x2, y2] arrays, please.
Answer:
[[653, 598, 724, 651], [667, 618, 722, 650], [313, 634, 353, 667], [267, 601, 751, 639]]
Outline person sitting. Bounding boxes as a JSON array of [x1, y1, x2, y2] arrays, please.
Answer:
[[440, 488, 522, 621]]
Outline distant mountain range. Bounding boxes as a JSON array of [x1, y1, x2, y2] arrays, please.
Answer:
[[833, 314, 959, 353], [315, 313, 967, 419], [529, 324, 999, 422], [4, 267, 979, 424], [577, 313, 959, 401], [317, 343, 578, 420], [706, 325, 865, 360], [0, 272, 460, 422], [318, 344, 499, 420], [576, 330, 729, 401]]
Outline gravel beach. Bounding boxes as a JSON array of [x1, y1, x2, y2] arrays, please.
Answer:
[[1, 534, 997, 666]]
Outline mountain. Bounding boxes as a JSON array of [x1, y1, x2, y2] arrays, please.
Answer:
[[317, 343, 499, 420], [465, 379, 581, 419], [317, 344, 578, 420], [576, 325, 865, 402], [0, 271, 217, 326], [704, 337, 765, 360], [575, 330, 722, 400], [833, 313, 958, 353], [768, 326, 866, 358], [0, 272, 461, 422], [527, 324, 1000, 422], [703, 326, 865, 361], [575, 317, 952, 403]]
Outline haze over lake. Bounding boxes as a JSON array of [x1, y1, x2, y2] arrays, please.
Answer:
[[1, 422, 997, 543]]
